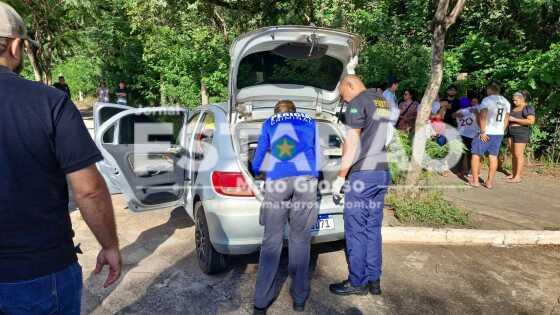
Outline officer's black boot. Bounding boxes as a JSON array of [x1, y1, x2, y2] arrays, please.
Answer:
[[329, 280, 369, 296], [253, 306, 267, 315], [293, 301, 305, 312], [369, 279, 382, 295]]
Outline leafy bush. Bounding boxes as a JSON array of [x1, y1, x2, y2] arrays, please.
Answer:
[[389, 130, 465, 184], [53, 55, 101, 95], [386, 190, 471, 227]]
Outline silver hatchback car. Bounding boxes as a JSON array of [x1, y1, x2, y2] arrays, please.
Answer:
[[94, 26, 361, 274]]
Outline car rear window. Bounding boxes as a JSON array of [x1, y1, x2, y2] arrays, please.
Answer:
[[237, 50, 343, 91]]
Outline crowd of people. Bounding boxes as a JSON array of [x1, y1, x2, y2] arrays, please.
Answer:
[[390, 78, 536, 187]]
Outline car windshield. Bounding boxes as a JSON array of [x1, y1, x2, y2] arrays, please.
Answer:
[[237, 50, 344, 91]]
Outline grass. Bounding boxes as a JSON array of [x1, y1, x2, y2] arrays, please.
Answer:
[[386, 189, 471, 227]]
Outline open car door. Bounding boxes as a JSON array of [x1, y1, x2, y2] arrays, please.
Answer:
[[95, 107, 188, 212], [93, 102, 133, 194]]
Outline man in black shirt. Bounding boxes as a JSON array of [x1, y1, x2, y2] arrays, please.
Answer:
[[443, 85, 461, 127], [53, 75, 72, 99], [0, 3, 121, 314], [116, 81, 128, 105]]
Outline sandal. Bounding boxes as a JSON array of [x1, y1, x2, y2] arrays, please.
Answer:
[[506, 178, 522, 184]]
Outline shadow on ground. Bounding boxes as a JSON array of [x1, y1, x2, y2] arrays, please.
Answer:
[[114, 241, 359, 314], [83, 207, 193, 314]]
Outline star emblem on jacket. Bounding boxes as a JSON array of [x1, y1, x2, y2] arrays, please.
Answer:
[[273, 136, 296, 161]]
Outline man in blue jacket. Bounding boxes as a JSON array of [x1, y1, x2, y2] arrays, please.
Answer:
[[252, 100, 319, 314]]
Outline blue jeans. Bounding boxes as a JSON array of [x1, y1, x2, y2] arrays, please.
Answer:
[[0, 263, 82, 315], [343, 170, 391, 287]]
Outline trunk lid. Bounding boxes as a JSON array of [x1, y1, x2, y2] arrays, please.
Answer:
[[229, 26, 361, 116]]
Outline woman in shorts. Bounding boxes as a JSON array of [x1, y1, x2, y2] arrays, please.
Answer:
[[506, 91, 536, 183]]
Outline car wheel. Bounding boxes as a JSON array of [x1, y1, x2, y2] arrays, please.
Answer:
[[194, 202, 228, 274]]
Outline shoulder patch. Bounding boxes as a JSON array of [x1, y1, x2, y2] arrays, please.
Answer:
[[374, 98, 389, 109], [374, 97, 390, 118]]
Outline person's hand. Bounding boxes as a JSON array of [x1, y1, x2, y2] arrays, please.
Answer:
[[480, 133, 489, 143], [508, 116, 517, 123], [332, 176, 346, 205], [95, 246, 122, 288]]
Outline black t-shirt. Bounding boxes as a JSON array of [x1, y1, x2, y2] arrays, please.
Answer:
[[509, 105, 536, 131], [443, 98, 461, 127], [53, 82, 71, 99], [0, 66, 103, 282], [115, 87, 128, 103], [344, 89, 395, 174]]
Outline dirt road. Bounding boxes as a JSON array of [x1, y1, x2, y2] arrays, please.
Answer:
[[439, 171, 560, 230], [73, 196, 560, 315]]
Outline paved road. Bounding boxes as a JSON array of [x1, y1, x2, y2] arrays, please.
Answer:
[[72, 196, 560, 315]]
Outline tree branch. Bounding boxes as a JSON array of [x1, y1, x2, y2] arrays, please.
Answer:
[[434, 0, 450, 23], [213, 7, 228, 41], [445, 0, 466, 28], [205, 0, 260, 13]]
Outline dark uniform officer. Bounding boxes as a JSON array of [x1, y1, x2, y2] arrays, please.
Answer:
[[251, 100, 319, 314], [330, 75, 396, 296]]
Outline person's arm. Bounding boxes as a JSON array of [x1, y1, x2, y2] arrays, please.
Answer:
[[503, 113, 510, 132], [452, 109, 464, 119], [251, 122, 270, 175], [398, 102, 406, 115], [511, 115, 535, 125], [337, 96, 368, 178], [510, 108, 536, 126], [478, 108, 489, 142], [52, 96, 121, 287], [68, 166, 121, 287], [338, 128, 362, 179], [435, 106, 447, 120]]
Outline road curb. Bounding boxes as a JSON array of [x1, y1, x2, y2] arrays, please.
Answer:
[[381, 227, 560, 245]]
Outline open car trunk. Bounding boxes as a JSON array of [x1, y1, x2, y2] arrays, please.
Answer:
[[235, 119, 343, 195]]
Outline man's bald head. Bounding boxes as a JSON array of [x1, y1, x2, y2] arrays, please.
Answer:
[[339, 75, 367, 102]]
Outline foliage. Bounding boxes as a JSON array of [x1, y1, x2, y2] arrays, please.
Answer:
[[9, 0, 560, 159], [53, 55, 100, 95], [389, 130, 465, 183], [386, 189, 471, 227]]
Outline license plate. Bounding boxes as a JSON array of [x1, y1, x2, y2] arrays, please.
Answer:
[[312, 214, 335, 231]]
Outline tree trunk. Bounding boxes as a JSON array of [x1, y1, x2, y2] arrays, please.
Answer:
[[405, 0, 466, 187], [406, 20, 447, 186], [24, 41, 43, 82], [201, 80, 209, 105], [160, 74, 166, 106]]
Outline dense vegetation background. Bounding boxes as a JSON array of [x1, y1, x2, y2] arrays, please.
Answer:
[[6, 0, 560, 162]]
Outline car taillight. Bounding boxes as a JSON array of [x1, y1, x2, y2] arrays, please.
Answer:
[[211, 171, 255, 197]]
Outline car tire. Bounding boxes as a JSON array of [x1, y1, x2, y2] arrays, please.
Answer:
[[194, 202, 228, 275]]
